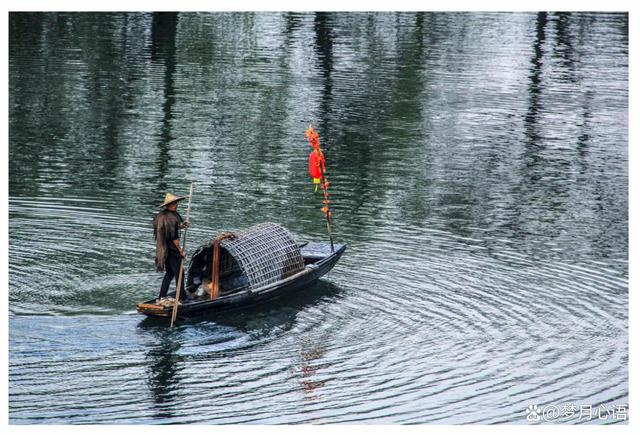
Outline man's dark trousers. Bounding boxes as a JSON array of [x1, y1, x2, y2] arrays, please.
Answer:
[[158, 251, 186, 300]]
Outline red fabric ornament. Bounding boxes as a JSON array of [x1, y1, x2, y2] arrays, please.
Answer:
[[308, 149, 325, 179]]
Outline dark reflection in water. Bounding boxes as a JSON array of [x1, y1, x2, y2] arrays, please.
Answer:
[[142, 328, 183, 419], [151, 12, 178, 193], [9, 12, 627, 424], [314, 12, 334, 138], [554, 12, 577, 75], [525, 11, 546, 145]]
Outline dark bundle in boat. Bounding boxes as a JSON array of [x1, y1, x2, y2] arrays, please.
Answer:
[[136, 222, 345, 317]]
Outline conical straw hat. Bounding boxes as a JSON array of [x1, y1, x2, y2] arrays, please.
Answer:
[[158, 192, 186, 208]]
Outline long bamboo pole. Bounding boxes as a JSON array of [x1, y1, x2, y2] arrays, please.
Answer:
[[170, 182, 194, 328]]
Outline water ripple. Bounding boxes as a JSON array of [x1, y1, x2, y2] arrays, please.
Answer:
[[9, 11, 627, 424]]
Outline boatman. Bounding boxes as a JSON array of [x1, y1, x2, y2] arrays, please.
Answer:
[[153, 192, 190, 302]]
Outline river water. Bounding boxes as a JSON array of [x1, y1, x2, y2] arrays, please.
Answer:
[[8, 12, 628, 424]]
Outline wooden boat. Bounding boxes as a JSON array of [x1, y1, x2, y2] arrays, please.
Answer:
[[136, 222, 346, 318]]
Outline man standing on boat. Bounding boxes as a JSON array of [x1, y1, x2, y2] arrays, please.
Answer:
[[153, 192, 190, 302]]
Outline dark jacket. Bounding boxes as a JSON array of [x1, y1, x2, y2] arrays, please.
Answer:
[[152, 210, 183, 271]]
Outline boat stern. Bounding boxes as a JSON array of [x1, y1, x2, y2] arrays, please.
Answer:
[[136, 301, 171, 317]]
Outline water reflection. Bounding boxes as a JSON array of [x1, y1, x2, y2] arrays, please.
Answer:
[[151, 12, 178, 193], [554, 12, 577, 76], [525, 11, 546, 145], [577, 89, 594, 158], [313, 12, 334, 139], [140, 326, 184, 419], [296, 336, 328, 402], [8, 12, 628, 424]]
